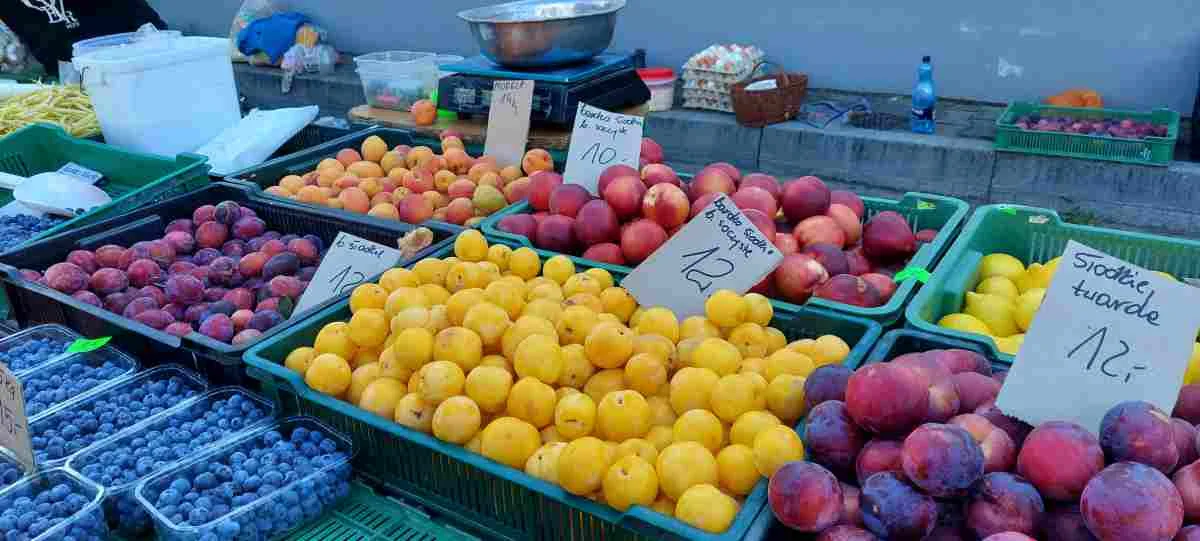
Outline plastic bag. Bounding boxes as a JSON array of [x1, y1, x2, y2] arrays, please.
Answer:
[[194, 106, 318, 176], [228, 0, 277, 63]]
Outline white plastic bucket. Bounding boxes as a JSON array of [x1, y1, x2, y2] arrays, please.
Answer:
[[73, 36, 240, 156]]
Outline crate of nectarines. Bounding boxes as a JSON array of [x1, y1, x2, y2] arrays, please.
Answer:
[[243, 230, 883, 541], [225, 125, 563, 231], [483, 136, 970, 325]]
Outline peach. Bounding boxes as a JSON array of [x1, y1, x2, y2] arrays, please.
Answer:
[[794, 216, 846, 249], [336, 148, 362, 167], [497, 214, 537, 239], [397, 194, 435, 224], [774, 253, 829, 304], [445, 148, 473, 174], [549, 184, 592, 218], [598, 164, 639, 195], [831, 190, 866, 218], [620, 219, 667, 264], [528, 171, 563, 211], [574, 200, 620, 246], [504, 177, 532, 203], [731, 186, 778, 218], [705, 162, 741, 183], [468, 162, 498, 182], [826, 204, 863, 245], [861, 273, 897, 303], [642, 183, 690, 229], [689, 192, 720, 219], [411, 99, 436, 126], [640, 164, 681, 188], [522, 148, 554, 175], [862, 211, 917, 264], [689, 168, 735, 201], [781, 176, 832, 222], [640, 137, 664, 166], [448, 179, 477, 200], [740, 173, 781, 199], [602, 175, 646, 220], [445, 198, 475, 225]]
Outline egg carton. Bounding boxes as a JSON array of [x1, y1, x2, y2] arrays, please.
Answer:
[[682, 44, 765, 83], [681, 88, 735, 113]]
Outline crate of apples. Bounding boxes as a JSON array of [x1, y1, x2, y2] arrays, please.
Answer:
[[769, 332, 1200, 541], [263, 132, 556, 227], [254, 231, 879, 537]]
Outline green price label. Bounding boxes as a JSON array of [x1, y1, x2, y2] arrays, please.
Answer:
[[998, 206, 1018, 216], [916, 201, 936, 210], [66, 336, 111, 354], [894, 267, 931, 284]]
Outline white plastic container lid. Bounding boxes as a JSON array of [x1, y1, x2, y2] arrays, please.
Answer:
[[72, 36, 227, 75], [354, 51, 438, 74], [71, 30, 182, 59]]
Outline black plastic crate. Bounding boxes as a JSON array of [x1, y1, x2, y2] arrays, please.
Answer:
[[0, 182, 459, 385]]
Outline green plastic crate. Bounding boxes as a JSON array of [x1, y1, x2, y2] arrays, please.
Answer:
[[482, 192, 968, 325], [244, 234, 883, 541], [994, 102, 1179, 166], [0, 123, 210, 251], [905, 204, 1200, 363], [286, 481, 479, 541]]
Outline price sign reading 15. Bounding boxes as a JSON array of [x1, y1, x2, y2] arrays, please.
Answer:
[[622, 195, 783, 318]]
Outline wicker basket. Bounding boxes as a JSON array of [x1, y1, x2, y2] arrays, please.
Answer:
[[732, 62, 808, 127]]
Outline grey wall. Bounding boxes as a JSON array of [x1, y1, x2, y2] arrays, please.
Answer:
[[152, 0, 1200, 113]]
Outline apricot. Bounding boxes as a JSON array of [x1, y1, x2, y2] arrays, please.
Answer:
[[411, 99, 437, 126], [336, 148, 361, 167], [445, 148, 473, 175], [361, 135, 388, 163], [338, 188, 371, 214], [347, 161, 385, 178], [522, 149, 554, 175]]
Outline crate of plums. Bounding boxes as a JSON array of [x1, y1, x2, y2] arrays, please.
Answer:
[[0, 182, 459, 384], [0, 468, 109, 541], [67, 388, 276, 537], [27, 365, 208, 468], [135, 417, 354, 541]]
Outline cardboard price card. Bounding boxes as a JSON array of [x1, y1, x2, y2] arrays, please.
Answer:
[[563, 103, 644, 194], [996, 240, 1200, 433], [483, 80, 535, 168], [293, 232, 402, 315], [0, 363, 34, 472], [622, 195, 783, 318]]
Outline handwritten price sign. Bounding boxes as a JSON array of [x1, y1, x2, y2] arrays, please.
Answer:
[[996, 241, 1200, 432], [293, 232, 402, 315], [483, 80, 534, 168], [622, 195, 782, 317], [0, 363, 33, 472], [563, 103, 644, 194]]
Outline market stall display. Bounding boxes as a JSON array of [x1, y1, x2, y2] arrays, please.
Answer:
[[906, 204, 1200, 363], [0, 323, 78, 373], [486, 145, 967, 324], [18, 343, 139, 417], [0, 183, 456, 384], [0, 468, 109, 541], [994, 102, 1179, 166], [244, 232, 881, 540]]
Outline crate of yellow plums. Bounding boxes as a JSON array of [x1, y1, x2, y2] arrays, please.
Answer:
[[244, 230, 882, 541]]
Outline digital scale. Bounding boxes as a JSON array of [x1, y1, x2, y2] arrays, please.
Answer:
[[437, 51, 650, 125]]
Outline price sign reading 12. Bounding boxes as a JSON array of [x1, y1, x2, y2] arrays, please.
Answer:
[[622, 195, 783, 318], [996, 240, 1200, 433], [292, 232, 402, 316]]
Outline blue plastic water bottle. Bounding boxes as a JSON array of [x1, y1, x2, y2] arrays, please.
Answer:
[[911, 56, 936, 134]]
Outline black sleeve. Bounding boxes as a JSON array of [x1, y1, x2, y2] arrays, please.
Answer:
[[1, 0, 168, 75]]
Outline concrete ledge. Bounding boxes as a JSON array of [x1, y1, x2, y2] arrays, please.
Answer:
[[646, 110, 761, 172]]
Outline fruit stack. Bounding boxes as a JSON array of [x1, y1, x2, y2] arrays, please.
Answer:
[[27, 366, 207, 466], [0, 469, 108, 541], [16, 200, 328, 346], [262, 133, 555, 227], [136, 419, 353, 541], [768, 342, 1200, 540], [275, 231, 865, 534], [494, 145, 935, 310], [69, 389, 275, 536]]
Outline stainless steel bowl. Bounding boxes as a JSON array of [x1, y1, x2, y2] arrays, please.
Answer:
[[458, 0, 625, 68]]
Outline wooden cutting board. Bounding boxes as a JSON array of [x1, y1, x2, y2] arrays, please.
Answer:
[[348, 103, 648, 150]]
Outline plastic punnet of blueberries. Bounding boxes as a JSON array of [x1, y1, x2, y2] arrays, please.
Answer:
[[0, 214, 66, 253], [0, 333, 74, 373], [0, 469, 108, 541], [28, 366, 206, 465], [19, 348, 138, 418], [137, 419, 353, 541], [69, 389, 275, 536]]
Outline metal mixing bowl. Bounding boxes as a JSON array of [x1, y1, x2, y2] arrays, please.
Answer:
[[458, 0, 626, 68]]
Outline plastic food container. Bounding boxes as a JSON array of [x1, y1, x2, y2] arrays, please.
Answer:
[[354, 51, 439, 111], [0, 323, 80, 375], [68, 388, 276, 536], [0, 468, 109, 541], [19, 346, 139, 419], [435, 54, 465, 78], [136, 417, 355, 541], [0, 450, 28, 492], [637, 67, 676, 111], [73, 36, 240, 156], [29, 365, 208, 468]]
